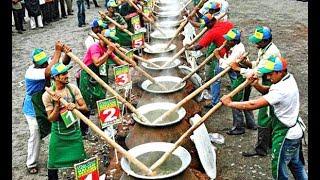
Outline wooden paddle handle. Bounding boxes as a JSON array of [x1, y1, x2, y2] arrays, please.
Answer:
[[44, 87, 153, 175], [99, 11, 134, 36], [149, 79, 252, 172], [117, 45, 161, 68], [152, 50, 247, 125], [66, 51, 151, 124], [161, 27, 208, 68]]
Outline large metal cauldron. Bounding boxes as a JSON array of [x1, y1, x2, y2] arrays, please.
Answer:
[[143, 43, 176, 54], [150, 29, 177, 39], [120, 142, 191, 179], [141, 76, 186, 94], [132, 102, 186, 126], [141, 57, 180, 70]]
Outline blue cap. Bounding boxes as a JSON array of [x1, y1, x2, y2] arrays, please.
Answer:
[[51, 63, 73, 77], [249, 26, 272, 44]]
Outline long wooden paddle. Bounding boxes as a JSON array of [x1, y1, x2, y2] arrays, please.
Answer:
[[44, 87, 153, 175], [65, 51, 151, 124], [96, 33, 168, 91], [164, 0, 207, 49], [171, 41, 229, 89], [125, 0, 166, 36], [151, 52, 248, 125], [160, 27, 208, 68], [149, 78, 252, 173], [89, 28, 160, 68]]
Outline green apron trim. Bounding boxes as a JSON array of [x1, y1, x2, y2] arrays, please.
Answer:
[[206, 43, 218, 79], [31, 89, 51, 139], [79, 64, 108, 109], [48, 84, 86, 169], [116, 28, 132, 47], [257, 79, 272, 127], [269, 106, 290, 180], [231, 75, 245, 101]]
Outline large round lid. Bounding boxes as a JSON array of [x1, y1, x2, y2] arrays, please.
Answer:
[[141, 57, 180, 70]]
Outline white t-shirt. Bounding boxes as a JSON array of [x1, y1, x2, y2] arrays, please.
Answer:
[[240, 42, 281, 77], [219, 42, 245, 69], [263, 73, 304, 139], [85, 36, 99, 50]]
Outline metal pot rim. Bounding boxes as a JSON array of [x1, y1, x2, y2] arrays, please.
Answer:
[[132, 102, 186, 126], [141, 76, 186, 94], [120, 142, 191, 179], [141, 57, 180, 70], [143, 44, 176, 54]]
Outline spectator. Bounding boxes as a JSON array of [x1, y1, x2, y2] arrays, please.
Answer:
[[24, 0, 44, 29], [85, 0, 100, 9], [59, 0, 68, 18], [12, 0, 26, 34], [77, 0, 86, 27]]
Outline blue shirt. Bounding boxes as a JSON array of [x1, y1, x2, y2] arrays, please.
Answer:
[[22, 65, 46, 116]]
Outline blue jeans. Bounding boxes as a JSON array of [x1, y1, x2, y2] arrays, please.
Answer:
[[210, 65, 238, 105], [76, 0, 85, 26], [278, 138, 308, 180]]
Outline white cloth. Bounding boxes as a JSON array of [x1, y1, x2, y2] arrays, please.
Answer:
[[240, 42, 281, 78], [199, 0, 229, 21], [30, 15, 43, 29], [24, 114, 41, 168], [85, 36, 99, 50], [219, 42, 245, 69], [263, 73, 303, 139]]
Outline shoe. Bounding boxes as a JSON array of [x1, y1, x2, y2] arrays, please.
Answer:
[[68, 13, 74, 15], [226, 127, 245, 135], [21, 28, 26, 31], [17, 30, 23, 34], [95, 5, 101, 7], [62, 15, 67, 18], [87, 6, 90, 9], [246, 124, 258, 130], [27, 166, 38, 174], [242, 150, 266, 157]]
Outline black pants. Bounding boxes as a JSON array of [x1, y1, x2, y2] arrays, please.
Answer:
[[85, 0, 99, 8], [48, 169, 58, 180], [255, 126, 272, 155], [12, 8, 24, 31], [59, 0, 67, 16], [53, 0, 60, 20]]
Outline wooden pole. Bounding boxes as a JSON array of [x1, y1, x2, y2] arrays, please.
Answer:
[[125, 0, 166, 36], [96, 33, 168, 90], [44, 87, 153, 175], [65, 51, 152, 124], [160, 27, 208, 68], [171, 41, 229, 89], [151, 52, 247, 125], [164, 0, 207, 49], [178, 0, 192, 14], [149, 79, 252, 172]]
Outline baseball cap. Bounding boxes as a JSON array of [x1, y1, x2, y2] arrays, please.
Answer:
[[30, 48, 49, 65], [223, 28, 241, 41], [90, 18, 107, 28], [249, 26, 272, 44], [207, 1, 221, 10], [258, 55, 287, 74], [200, 13, 213, 25], [107, 0, 118, 8], [51, 62, 73, 77], [103, 29, 119, 41]]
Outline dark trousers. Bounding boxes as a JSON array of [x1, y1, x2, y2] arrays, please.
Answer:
[[85, 0, 99, 8], [76, 0, 85, 26], [59, 0, 67, 16], [255, 126, 272, 155], [53, 0, 60, 20], [48, 169, 58, 180], [12, 8, 24, 31]]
